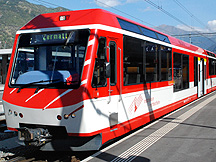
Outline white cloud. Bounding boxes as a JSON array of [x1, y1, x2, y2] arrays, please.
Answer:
[[126, 0, 140, 3], [177, 21, 216, 33], [95, 0, 122, 7], [139, 7, 152, 12], [94, 0, 141, 7], [176, 24, 206, 32], [207, 20, 216, 31]]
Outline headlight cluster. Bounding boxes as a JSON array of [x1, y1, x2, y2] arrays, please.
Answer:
[[8, 109, 24, 118], [56, 113, 76, 120], [8, 109, 76, 121]]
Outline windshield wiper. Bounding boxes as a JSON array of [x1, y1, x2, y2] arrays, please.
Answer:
[[64, 31, 75, 46], [17, 79, 60, 93]]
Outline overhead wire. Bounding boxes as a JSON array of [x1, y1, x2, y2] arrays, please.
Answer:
[[172, 0, 215, 47], [143, 0, 216, 44], [173, 0, 211, 31], [95, 0, 174, 35], [95, 0, 153, 27], [172, 32, 216, 37], [33, 0, 154, 30], [29, 0, 216, 46], [29, 0, 173, 35]]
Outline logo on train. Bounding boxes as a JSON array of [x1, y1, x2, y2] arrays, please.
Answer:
[[129, 95, 143, 115]]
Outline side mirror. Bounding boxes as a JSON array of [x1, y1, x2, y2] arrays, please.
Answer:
[[105, 62, 111, 78]]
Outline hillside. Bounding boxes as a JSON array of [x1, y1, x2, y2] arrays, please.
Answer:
[[0, 0, 68, 49]]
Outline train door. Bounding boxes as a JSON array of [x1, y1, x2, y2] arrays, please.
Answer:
[[107, 38, 121, 128], [91, 36, 121, 128], [198, 58, 206, 97]]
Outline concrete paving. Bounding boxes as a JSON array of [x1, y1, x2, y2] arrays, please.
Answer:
[[84, 91, 216, 162]]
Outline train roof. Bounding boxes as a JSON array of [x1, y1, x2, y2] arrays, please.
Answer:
[[20, 9, 121, 30], [20, 8, 206, 55]]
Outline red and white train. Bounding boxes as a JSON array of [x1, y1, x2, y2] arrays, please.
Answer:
[[3, 9, 216, 151]]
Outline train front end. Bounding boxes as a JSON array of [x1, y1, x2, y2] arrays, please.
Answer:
[[2, 26, 102, 150]]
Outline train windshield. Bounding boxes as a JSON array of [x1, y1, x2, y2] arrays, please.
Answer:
[[10, 29, 89, 89]]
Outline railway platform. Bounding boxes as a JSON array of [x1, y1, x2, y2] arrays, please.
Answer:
[[83, 91, 216, 162]]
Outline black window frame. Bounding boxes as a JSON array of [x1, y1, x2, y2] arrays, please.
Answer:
[[157, 33, 170, 44], [109, 41, 117, 86], [123, 36, 144, 85], [173, 52, 189, 92], [117, 18, 170, 44], [194, 57, 198, 86], [140, 27, 158, 40], [92, 37, 107, 88], [118, 18, 142, 35]]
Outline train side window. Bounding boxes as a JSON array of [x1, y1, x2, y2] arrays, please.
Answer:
[[140, 27, 158, 40], [173, 53, 189, 92], [110, 41, 117, 85], [118, 18, 142, 35], [194, 57, 198, 86], [92, 37, 107, 87], [174, 53, 182, 91], [123, 36, 144, 85], [160, 46, 172, 81], [213, 59, 216, 75], [145, 42, 158, 82], [123, 36, 172, 85], [209, 58, 216, 75], [157, 33, 170, 43], [209, 58, 213, 75], [183, 55, 189, 89], [214, 59, 216, 75]]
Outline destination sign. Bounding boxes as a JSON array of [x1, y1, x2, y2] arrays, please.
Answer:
[[41, 33, 68, 41], [30, 31, 71, 45]]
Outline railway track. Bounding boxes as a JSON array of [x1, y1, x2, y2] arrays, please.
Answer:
[[0, 143, 96, 162], [2, 147, 84, 162], [6, 155, 80, 162], [1, 149, 95, 162], [0, 121, 95, 162]]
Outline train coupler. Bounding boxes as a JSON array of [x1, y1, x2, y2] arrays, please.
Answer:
[[18, 127, 52, 147]]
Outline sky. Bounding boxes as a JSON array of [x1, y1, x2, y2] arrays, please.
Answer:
[[26, 0, 216, 34]]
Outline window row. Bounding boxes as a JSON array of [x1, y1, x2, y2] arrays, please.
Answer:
[[123, 36, 172, 85], [91, 36, 191, 94], [118, 18, 170, 44]]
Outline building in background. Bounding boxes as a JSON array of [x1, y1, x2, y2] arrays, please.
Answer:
[[0, 49, 11, 84]]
